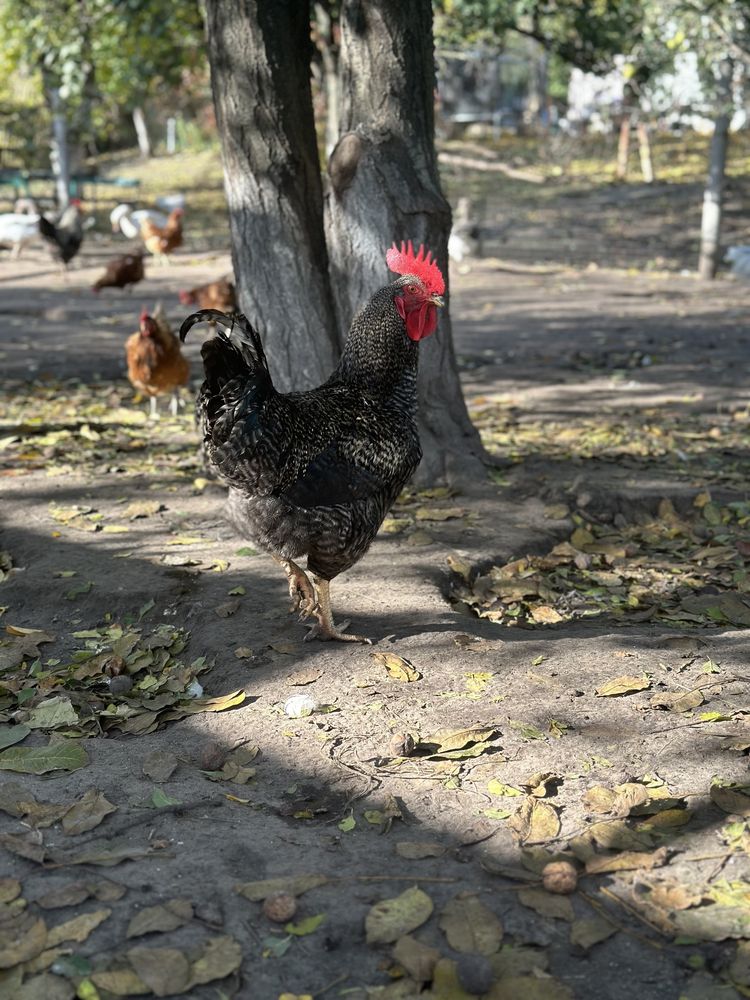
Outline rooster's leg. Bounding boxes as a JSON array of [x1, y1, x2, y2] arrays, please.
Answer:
[[304, 576, 372, 644], [169, 393, 179, 417], [273, 557, 316, 618], [148, 397, 159, 420]]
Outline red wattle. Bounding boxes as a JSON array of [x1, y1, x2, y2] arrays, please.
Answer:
[[405, 303, 437, 341]]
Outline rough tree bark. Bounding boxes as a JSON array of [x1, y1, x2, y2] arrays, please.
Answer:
[[313, 2, 341, 159], [324, 0, 486, 482], [698, 62, 733, 281], [204, 0, 339, 389]]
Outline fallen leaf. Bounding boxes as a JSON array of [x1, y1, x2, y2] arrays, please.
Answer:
[[62, 789, 117, 836], [127, 899, 193, 938], [90, 969, 150, 996], [518, 887, 574, 921], [0, 725, 30, 751], [673, 906, 750, 942], [46, 908, 111, 947], [0, 741, 88, 774], [438, 893, 503, 955], [569, 916, 617, 951], [287, 667, 322, 686], [392, 935, 440, 983], [0, 914, 47, 968], [596, 675, 651, 697], [127, 946, 191, 997], [285, 913, 325, 936], [585, 846, 669, 875], [188, 935, 242, 987], [509, 798, 561, 844], [25, 697, 79, 731], [0, 879, 20, 904], [650, 689, 704, 713], [365, 886, 434, 945], [234, 875, 328, 901], [710, 780, 750, 816], [142, 751, 178, 784], [372, 652, 421, 683]]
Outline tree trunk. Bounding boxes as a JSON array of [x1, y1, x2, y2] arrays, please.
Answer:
[[47, 86, 71, 209], [698, 62, 733, 281], [203, 0, 339, 390], [133, 106, 152, 159], [325, 0, 486, 483]]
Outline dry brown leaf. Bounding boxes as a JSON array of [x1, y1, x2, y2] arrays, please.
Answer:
[[569, 916, 617, 951], [585, 846, 669, 875], [371, 652, 421, 683], [127, 899, 193, 938], [518, 887, 574, 921], [509, 797, 560, 844], [62, 789, 117, 835], [392, 935, 440, 984], [188, 935, 243, 987], [0, 914, 47, 969], [127, 946, 192, 997], [649, 689, 705, 713], [46, 908, 111, 947], [595, 675, 651, 697], [142, 751, 178, 783], [365, 886, 434, 945], [438, 893, 503, 955], [710, 782, 750, 816], [234, 874, 328, 901]]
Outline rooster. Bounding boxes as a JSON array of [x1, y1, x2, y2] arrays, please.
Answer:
[[39, 199, 84, 268], [111, 204, 168, 240], [92, 252, 145, 293], [180, 242, 444, 643], [141, 208, 183, 265], [126, 306, 189, 418], [179, 277, 237, 313]]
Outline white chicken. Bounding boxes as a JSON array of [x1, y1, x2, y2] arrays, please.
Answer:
[[0, 201, 41, 259], [110, 203, 168, 240]]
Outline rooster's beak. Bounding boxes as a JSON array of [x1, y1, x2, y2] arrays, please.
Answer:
[[429, 294, 444, 307]]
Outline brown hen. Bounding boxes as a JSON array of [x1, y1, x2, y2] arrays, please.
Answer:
[[92, 252, 145, 293], [179, 277, 236, 313], [126, 306, 189, 418], [140, 208, 183, 265]]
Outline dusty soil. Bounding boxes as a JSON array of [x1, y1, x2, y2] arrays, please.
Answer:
[[0, 222, 749, 1000]]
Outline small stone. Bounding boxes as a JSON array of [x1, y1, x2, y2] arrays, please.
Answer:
[[263, 893, 297, 923], [199, 742, 227, 771], [103, 655, 125, 677], [107, 674, 133, 695], [456, 953, 494, 994], [565, 688, 585, 698], [388, 732, 416, 757], [542, 860, 578, 894]]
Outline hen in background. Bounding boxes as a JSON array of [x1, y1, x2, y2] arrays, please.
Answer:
[[39, 199, 84, 268], [179, 277, 236, 313], [180, 242, 444, 643], [92, 252, 145, 293], [0, 199, 41, 259], [141, 208, 183, 264], [126, 305, 189, 418], [110, 204, 168, 240]]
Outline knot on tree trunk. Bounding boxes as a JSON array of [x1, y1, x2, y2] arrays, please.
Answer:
[[328, 132, 363, 197]]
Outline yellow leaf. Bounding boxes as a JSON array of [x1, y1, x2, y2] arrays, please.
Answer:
[[372, 652, 421, 682], [595, 675, 651, 697]]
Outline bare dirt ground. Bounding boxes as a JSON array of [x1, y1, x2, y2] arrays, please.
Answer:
[[1, 207, 749, 1000]]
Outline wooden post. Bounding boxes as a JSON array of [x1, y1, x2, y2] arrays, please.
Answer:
[[636, 123, 654, 183], [698, 61, 733, 280], [616, 117, 631, 180]]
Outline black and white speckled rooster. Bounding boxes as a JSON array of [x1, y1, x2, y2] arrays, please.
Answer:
[[179, 242, 445, 643]]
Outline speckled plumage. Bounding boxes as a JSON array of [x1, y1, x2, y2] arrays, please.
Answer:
[[181, 277, 425, 583]]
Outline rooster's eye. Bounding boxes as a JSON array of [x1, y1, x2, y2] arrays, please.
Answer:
[[407, 284, 417, 293]]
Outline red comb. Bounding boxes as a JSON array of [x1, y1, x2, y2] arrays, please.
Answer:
[[386, 241, 445, 295]]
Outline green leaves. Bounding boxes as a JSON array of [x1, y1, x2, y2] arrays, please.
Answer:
[[0, 740, 88, 774]]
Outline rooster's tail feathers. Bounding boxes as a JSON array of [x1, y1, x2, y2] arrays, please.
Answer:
[[180, 309, 270, 384]]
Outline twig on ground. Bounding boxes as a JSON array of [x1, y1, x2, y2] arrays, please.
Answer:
[[597, 884, 673, 939], [580, 890, 664, 951], [69, 797, 224, 846]]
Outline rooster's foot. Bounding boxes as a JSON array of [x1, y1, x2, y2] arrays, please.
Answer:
[[275, 558, 315, 617], [303, 575, 372, 644], [304, 618, 372, 644]]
